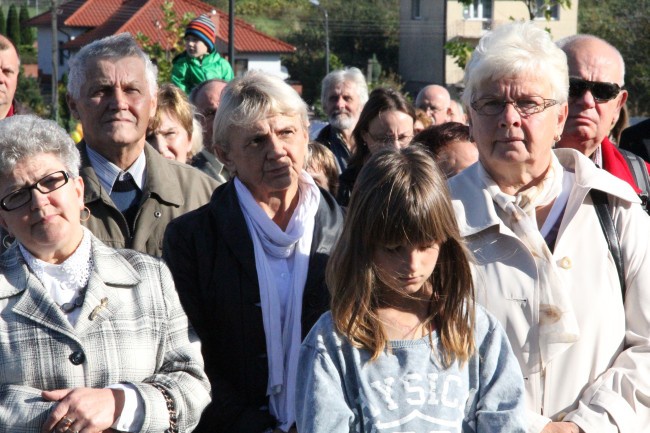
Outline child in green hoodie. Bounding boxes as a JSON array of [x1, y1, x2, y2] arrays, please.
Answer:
[[171, 14, 234, 94]]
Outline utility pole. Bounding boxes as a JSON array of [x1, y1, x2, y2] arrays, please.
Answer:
[[228, 0, 235, 71], [51, 0, 58, 123]]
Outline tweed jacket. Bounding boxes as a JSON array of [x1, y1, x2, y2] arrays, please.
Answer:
[[0, 233, 211, 432], [449, 148, 650, 433], [163, 180, 345, 433], [79, 141, 219, 257]]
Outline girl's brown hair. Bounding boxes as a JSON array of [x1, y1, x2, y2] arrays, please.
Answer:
[[327, 145, 475, 366]]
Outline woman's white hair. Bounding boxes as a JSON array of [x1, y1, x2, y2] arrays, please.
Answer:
[[462, 21, 569, 107], [0, 115, 81, 177], [213, 71, 309, 151]]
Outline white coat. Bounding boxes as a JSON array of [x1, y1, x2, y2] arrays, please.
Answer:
[[449, 148, 650, 433]]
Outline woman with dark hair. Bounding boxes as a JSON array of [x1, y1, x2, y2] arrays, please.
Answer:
[[336, 87, 415, 206]]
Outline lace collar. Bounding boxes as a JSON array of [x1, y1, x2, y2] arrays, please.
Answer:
[[19, 228, 94, 293]]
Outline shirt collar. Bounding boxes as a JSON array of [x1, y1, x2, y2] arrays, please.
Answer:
[[86, 145, 147, 194]]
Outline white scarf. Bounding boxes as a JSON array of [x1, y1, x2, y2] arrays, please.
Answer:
[[478, 154, 580, 371], [235, 171, 320, 430]]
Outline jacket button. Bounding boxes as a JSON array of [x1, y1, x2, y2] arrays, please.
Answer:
[[559, 256, 572, 269], [154, 211, 162, 218], [69, 351, 85, 365]]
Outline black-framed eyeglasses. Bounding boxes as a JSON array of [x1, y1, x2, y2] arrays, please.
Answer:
[[0, 171, 71, 211], [569, 77, 622, 102], [471, 96, 558, 117]]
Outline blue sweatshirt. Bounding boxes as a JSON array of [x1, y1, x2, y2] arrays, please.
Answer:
[[296, 305, 527, 433]]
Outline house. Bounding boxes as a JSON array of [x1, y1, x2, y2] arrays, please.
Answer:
[[26, 0, 295, 84], [399, 0, 579, 97]]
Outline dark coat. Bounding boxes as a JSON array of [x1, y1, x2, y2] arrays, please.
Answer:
[[620, 118, 650, 163], [163, 180, 344, 433]]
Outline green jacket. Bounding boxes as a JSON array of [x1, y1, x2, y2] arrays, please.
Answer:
[[171, 51, 234, 94], [79, 142, 220, 257]]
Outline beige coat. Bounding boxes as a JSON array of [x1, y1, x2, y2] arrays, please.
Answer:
[[79, 142, 219, 257], [449, 149, 650, 433]]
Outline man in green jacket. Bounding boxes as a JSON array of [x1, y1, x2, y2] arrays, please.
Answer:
[[172, 14, 234, 95]]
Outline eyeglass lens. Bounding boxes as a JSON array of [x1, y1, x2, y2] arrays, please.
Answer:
[[569, 78, 621, 102]]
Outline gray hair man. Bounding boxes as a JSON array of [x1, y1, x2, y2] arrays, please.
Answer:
[[67, 32, 218, 257], [415, 84, 452, 125], [315, 67, 368, 172], [556, 34, 650, 194], [189, 78, 229, 183]]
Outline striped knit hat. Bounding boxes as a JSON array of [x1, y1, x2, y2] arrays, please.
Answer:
[[185, 14, 216, 53]]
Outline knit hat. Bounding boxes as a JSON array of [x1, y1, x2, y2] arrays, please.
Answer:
[[185, 14, 216, 53]]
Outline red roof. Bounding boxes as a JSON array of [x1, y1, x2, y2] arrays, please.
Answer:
[[27, 0, 295, 54]]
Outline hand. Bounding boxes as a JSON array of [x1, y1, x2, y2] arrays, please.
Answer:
[[40, 387, 125, 433], [541, 421, 583, 433]]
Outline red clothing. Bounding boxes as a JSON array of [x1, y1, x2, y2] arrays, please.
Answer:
[[4, 101, 15, 118], [601, 136, 650, 194]]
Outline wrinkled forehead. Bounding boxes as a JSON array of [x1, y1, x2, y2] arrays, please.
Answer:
[[565, 43, 624, 85], [330, 80, 357, 97]]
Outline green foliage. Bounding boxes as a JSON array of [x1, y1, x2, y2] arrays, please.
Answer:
[[579, 0, 650, 116], [444, 40, 473, 70], [57, 73, 74, 131], [0, 8, 6, 36], [17, 66, 45, 116], [135, 0, 195, 85], [19, 4, 34, 46], [6, 4, 20, 45]]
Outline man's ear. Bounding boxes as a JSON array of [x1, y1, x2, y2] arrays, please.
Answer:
[[67, 94, 80, 120], [214, 145, 236, 174]]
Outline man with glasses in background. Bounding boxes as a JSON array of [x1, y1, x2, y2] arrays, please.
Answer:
[[556, 35, 650, 197]]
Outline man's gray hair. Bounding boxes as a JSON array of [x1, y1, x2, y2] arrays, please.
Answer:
[[67, 33, 158, 100], [556, 34, 626, 85], [213, 71, 309, 151], [320, 67, 369, 110], [462, 21, 569, 108], [0, 115, 80, 177]]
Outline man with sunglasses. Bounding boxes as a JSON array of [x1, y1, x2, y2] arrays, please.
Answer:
[[556, 34, 650, 196]]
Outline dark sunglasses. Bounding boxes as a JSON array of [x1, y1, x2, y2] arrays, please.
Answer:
[[569, 77, 622, 102]]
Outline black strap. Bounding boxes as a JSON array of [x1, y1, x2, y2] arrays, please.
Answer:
[[619, 148, 650, 213], [591, 190, 626, 303]]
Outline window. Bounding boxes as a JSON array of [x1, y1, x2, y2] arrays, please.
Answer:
[[411, 0, 421, 20], [535, 0, 559, 20], [463, 0, 493, 20]]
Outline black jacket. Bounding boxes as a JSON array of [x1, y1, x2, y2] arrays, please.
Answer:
[[163, 180, 344, 433]]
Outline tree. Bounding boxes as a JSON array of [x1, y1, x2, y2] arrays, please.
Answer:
[[19, 4, 34, 46], [135, 0, 195, 85], [17, 66, 45, 116], [6, 4, 20, 45], [0, 8, 6, 36]]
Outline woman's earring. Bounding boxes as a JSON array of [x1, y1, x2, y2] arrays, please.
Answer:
[[554, 134, 562, 142], [80, 206, 91, 222], [2, 234, 14, 249]]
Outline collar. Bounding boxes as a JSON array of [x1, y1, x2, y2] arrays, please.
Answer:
[[19, 227, 93, 292], [86, 144, 147, 194], [599, 136, 642, 193]]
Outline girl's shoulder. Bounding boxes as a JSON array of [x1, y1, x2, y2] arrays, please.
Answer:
[[473, 303, 510, 353], [302, 311, 347, 352]]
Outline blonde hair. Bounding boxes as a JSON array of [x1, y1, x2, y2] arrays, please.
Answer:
[[327, 145, 475, 366], [149, 83, 203, 160], [305, 141, 339, 196]]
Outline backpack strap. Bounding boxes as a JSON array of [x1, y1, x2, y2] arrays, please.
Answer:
[[591, 189, 626, 303], [619, 148, 650, 212]]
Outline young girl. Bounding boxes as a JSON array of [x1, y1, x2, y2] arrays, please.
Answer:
[[296, 146, 527, 433]]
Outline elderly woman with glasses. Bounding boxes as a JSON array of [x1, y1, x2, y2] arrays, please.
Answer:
[[0, 115, 210, 433], [336, 87, 415, 206], [448, 21, 650, 433]]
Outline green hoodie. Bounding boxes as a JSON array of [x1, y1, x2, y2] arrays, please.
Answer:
[[171, 50, 234, 94]]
